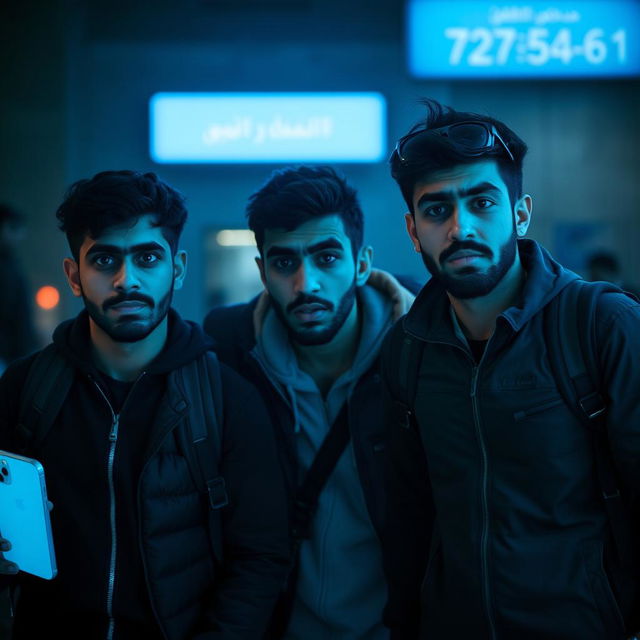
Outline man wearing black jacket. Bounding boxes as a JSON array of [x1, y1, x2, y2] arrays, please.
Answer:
[[203, 166, 420, 639], [0, 170, 290, 639], [382, 100, 640, 639]]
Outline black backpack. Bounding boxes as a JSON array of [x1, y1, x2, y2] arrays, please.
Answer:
[[14, 346, 228, 565], [389, 279, 637, 574]]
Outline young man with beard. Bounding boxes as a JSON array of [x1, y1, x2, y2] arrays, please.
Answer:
[[382, 99, 640, 640], [0, 170, 290, 639], [203, 165, 419, 639]]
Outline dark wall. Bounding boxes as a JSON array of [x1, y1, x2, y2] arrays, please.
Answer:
[[2, 0, 639, 330]]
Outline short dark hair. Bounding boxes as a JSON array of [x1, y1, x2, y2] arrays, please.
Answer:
[[56, 170, 188, 260], [390, 99, 528, 212], [246, 165, 364, 257]]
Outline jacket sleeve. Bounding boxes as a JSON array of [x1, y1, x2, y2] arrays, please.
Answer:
[[194, 363, 290, 640], [379, 322, 434, 639], [597, 292, 640, 492]]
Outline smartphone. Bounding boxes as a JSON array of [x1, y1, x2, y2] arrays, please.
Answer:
[[0, 450, 57, 579]]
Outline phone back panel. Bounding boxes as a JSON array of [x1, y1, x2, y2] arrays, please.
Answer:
[[0, 450, 57, 580]]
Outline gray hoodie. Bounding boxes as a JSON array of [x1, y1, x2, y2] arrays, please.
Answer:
[[252, 270, 415, 640]]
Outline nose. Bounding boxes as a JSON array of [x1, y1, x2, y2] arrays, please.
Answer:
[[448, 204, 475, 241], [113, 258, 141, 291], [293, 260, 320, 295]]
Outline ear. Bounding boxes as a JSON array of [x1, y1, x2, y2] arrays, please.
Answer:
[[355, 245, 373, 286], [514, 194, 533, 237], [63, 257, 83, 298], [405, 213, 422, 253], [255, 256, 267, 288], [172, 250, 188, 291]]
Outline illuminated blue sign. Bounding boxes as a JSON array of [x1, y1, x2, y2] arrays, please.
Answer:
[[149, 93, 386, 163], [408, 0, 640, 78]]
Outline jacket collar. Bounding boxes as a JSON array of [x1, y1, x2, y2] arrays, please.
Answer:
[[403, 239, 580, 342]]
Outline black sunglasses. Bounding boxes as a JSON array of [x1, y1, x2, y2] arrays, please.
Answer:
[[392, 121, 515, 165]]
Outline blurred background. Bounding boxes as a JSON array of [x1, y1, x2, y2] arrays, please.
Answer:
[[1, 0, 639, 358]]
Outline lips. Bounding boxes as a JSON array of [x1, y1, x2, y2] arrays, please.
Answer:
[[293, 303, 327, 323], [446, 249, 485, 264], [108, 301, 148, 313]]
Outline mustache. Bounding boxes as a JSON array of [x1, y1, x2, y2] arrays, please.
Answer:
[[440, 240, 492, 263], [286, 293, 334, 313], [103, 292, 154, 311]]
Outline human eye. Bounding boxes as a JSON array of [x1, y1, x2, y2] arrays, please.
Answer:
[[316, 252, 339, 267], [421, 203, 450, 219], [473, 197, 496, 211], [136, 251, 161, 267], [272, 256, 297, 273], [91, 254, 117, 269]]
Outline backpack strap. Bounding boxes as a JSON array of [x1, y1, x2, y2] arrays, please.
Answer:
[[543, 279, 633, 567], [16, 344, 74, 454], [291, 403, 350, 545], [271, 402, 351, 637], [386, 323, 425, 432], [176, 351, 227, 566]]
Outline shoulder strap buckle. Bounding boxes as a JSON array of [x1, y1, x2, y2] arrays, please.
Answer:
[[207, 477, 229, 510]]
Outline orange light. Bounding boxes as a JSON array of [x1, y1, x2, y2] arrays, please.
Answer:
[[36, 286, 60, 310]]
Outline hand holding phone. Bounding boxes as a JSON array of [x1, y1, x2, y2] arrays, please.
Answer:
[[0, 537, 19, 575], [0, 451, 57, 579]]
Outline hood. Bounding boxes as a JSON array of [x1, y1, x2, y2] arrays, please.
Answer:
[[52, 308, 213, 376], [404, 239, 581, 340]]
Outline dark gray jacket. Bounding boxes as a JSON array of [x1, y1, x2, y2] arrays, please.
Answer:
[[382, 240, 640, 640]]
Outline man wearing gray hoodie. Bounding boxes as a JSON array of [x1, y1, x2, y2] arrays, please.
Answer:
[[203, 165, 420, 640]]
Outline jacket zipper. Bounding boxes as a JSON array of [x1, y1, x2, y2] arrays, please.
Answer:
[[90, 374, 145, 640], [404, 326, 499, 638], [470, 365, 497, 640]]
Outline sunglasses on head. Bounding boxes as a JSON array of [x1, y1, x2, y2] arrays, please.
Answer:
[[392, 121, 515, 165]]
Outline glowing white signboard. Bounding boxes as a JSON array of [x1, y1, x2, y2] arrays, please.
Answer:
[[149, 92, 386, 163], [408, 0, 640, 78]]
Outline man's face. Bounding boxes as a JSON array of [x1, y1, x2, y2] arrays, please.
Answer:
[[257, 214, 370, 346], [64, 214, 186, 343], [406, 160, 531, 299]]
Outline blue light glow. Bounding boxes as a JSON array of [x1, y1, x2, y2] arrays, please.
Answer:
[[149, 92, 387, 163], [408, 0, 640, 78]]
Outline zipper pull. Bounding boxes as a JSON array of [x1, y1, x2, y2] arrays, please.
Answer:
[[470, 366, 479, 398], [109, 415, 120, 442]]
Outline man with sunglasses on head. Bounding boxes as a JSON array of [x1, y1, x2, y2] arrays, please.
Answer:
[[382, 99, 640, 640]]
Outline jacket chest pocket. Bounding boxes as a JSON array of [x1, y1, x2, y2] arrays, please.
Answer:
[[485, 385, 591, 462]]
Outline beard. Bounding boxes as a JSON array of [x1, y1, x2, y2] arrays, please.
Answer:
[[271, 279, 357, 347], [83, 285, 173, 343], [421, 228, 518, 299]]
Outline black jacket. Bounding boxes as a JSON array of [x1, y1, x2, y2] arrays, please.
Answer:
[[382, 240, 640, 640], [0, 309, 290, 640]]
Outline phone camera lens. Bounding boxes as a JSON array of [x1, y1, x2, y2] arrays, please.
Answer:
[[1, 468, 7, 476]]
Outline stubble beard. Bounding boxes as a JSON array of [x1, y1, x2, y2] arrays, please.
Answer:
[[271, 279, 358, 347], [82, 285, 173, 343], [421, 228, 518, 299]]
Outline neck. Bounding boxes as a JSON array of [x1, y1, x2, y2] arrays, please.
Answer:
[[448, 257, 525, 341], [89, 317, 168, 382], [293, 301, 361, 396]]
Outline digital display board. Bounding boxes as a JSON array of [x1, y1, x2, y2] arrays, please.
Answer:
[[149, 92, 386, 163], [408, 0, 640, 78]]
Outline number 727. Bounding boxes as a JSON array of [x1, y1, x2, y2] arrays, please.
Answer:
[[445, 27, 517, 66]]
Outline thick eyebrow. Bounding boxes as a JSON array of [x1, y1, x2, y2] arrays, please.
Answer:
[[85, 241, 167, 258], [266, 238, 345, 259], [416, 182, 503, 208]]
